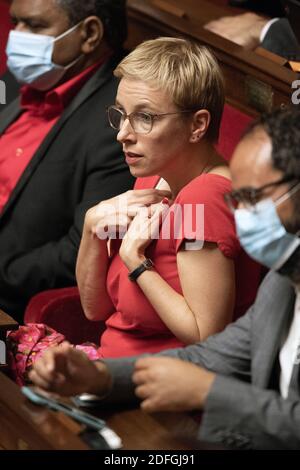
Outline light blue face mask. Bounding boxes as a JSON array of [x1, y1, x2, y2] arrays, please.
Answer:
[[234, 182, 300, 270], [6, 23, 82, 91]]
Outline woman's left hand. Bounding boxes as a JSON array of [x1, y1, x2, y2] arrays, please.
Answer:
[[119, 199, 170, 271]]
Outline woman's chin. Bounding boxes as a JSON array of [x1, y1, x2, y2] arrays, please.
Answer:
[[129, 166, 155, 178]]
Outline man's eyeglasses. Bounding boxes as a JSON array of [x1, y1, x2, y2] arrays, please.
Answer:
[[224, 176, 299, 212], [107, 105, 196, 135]]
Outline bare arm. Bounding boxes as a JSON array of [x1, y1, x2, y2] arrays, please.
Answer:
[[76, 189, 171, 321], [128, 245, 234, 344], [76, 220, 114, 322], [120, 208, 235, 344]]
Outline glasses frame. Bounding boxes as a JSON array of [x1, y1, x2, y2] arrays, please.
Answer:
[[107, 105, 196, 135], [224, 176, 298, 212]]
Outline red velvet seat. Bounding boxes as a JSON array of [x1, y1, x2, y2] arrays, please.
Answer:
[[24, 103, 254, 343], [0, 0, 12, 76], [217, 104, 253, 160]]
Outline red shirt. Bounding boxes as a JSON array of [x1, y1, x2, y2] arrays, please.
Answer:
[[99, 174, 261, 358], [0, 60, 104, 212]]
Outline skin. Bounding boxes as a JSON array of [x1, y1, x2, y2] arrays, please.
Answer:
[[204, 12, 268, 50], [77, 78, 235, 345], [230, 126, 295, 223], [30, 125, 300, 413], [29, 342, 112, 397], [10, 0, 109, 85], [115, 78, 218, 188], [76, 188, 172, 319]]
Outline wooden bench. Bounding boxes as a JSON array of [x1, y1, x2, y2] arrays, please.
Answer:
[[126, 0, 298, 115], [0, 370, 204, 450]]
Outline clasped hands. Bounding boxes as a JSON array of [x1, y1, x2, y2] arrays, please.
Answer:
[[85, 188, 172, 270], [29, 343, 216, 413]]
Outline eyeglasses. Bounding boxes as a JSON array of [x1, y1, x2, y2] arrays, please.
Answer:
[[224, 176, 298, 212], [107, 105, 196, 135]]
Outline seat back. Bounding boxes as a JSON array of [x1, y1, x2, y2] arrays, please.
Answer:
[[24, 287, 105, 345], [217, 104, 253, 161]]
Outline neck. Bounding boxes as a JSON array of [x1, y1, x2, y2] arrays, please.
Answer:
[[160, 140, 222, 198], [59, 43, 112, 84]]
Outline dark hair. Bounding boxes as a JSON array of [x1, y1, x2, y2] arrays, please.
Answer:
[[56, 0, 127, 50], [243, 107, 300, 179]]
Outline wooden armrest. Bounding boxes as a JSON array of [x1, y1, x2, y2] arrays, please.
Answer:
[[151, 0, 186, 18], [255, 47, 288, 67], [0, 309, 18, 332]]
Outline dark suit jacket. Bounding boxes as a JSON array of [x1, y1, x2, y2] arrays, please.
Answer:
[[229, 0, 285, 17], [262, 18, 300, 61], [104, 272, 300, 449], [0, 55, 135, 320]]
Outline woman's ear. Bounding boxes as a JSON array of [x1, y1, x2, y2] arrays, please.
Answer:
[[190, 109, 211, 143], [81, 16, 104, 54]]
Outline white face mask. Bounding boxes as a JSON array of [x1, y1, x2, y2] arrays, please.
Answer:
[[6, 23, 83, 91], [234, 181, 300, 270]]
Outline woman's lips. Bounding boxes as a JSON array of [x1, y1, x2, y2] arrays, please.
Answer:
[[125, 152, 143, 165]]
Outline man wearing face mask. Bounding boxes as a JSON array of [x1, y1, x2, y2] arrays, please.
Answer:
[[0, 0, 20, 106], [30, 107, 300, 449], [0, 0, 134, 321]]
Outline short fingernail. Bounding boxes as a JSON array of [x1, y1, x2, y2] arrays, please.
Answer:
[[162, 197, 169, 205]]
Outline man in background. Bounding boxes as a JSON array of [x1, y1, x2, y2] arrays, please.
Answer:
[[205, 0, 300, 61], [0, 0, 134, 321], [0, 0, 19, 105]]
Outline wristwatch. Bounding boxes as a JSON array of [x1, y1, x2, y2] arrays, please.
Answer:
[[128, 258, 154, 282]]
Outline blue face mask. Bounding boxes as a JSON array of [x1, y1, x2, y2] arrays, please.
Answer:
[[6, 23, 82, 91], [234, 182, 300, 270]]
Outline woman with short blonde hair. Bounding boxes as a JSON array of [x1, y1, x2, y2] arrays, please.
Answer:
[[114, 37, 224, 142], [8, 38, 261, 383], [75, 37, 260, 355]]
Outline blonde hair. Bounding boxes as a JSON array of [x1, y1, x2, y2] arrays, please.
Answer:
[[114, 37, 225, 142]]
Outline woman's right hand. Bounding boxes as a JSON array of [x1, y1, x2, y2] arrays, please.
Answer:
[[76, 188, 171, 321], [84, 189, 172, 240]]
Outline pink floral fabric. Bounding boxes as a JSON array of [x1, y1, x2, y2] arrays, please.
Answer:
[[7, 323, 101, 386]]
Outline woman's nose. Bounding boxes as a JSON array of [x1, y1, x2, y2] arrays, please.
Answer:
[[117, 118, 136, 143]]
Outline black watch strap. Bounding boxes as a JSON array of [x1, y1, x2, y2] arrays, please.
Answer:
[[128, 259, 154, 282]]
